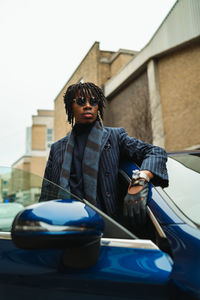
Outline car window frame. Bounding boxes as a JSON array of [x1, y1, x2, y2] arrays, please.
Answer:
[[0, 167, 137, 240], [0, 167, 166, 253]]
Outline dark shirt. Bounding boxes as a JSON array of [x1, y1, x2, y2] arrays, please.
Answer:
[[70, 122, 94, 199]]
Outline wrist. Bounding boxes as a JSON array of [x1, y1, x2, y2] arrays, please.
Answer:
[[132, 170, 151, 183], [140, 170, 154, 180]]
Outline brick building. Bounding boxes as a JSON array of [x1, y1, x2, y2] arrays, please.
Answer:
[[12, 0, 199, 180], [54, 43, 137, 141], [104, 0, 200, 151], [12, 109, 54, 177], [53, 0, 200, 152]]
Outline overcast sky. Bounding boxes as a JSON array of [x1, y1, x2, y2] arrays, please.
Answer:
[[0, 0, 176, 167]]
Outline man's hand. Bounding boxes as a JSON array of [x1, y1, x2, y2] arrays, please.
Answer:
[[123, 180, 149, 227]]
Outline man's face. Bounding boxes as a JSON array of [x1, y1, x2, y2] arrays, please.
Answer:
[[72, 91, 99, 124]]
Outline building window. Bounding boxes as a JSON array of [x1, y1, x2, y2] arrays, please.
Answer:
[[46, 128, 53, 149], [3, 180, 8, 186]]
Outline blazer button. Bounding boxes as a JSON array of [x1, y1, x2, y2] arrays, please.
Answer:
[[105, 171, 110, 176], [104, 143, 111, 150], [106, 192, 110, 197]]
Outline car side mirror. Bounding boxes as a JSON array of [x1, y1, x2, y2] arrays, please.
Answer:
[[11, 199, 104, 268]]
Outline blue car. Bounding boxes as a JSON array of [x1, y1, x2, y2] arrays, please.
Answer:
[[0, 151, 199, 299]]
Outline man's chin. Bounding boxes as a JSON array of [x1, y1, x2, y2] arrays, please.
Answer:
[[77, 118, 96, 124]]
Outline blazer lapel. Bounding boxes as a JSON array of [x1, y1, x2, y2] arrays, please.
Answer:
[[60, 129, 110, 162], [100, 128, 111, 153], [60, 135, 70, 163]]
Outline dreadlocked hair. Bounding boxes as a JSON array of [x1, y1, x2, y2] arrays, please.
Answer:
[[63, 82, 106, 127]]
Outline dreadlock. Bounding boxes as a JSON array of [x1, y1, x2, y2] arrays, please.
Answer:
[[63, 82, 106, 127]]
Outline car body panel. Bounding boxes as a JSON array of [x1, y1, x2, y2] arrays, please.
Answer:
[[162, 223, 200, 298], [0, 152, 200, 299], [120, 155, 200, 298], [0, 237, 172, 299], [149, 189, 185, 225]]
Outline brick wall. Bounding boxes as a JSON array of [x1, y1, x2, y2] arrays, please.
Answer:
[[30, 156, 47, 178], [54, 42, 100, 141], [104, 72, 152, 143], [54, 43, 135, 142], [158, 43, 200, 150], [31, 124, 46, 150], [111, 53, 136, 77]]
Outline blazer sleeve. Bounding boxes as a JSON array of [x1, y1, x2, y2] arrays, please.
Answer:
[[118, 128, 168, 187]]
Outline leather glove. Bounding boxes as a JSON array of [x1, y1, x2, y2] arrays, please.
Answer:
[[123, 180, 149, 227]]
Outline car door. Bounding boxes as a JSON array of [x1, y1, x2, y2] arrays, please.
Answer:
[[0, 167, 172, 300]]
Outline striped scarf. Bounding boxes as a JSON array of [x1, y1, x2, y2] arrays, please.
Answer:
[[59, 120, 103, 205]]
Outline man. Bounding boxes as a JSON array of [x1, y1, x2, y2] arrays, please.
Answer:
[[41, 82, 168, 226]]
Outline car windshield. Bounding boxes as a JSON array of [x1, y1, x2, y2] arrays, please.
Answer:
[[0, 166, 135, 239], [163, 153, 200, 226]]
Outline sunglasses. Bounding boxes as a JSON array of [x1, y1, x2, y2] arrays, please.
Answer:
[[73, 97, 99, 107]]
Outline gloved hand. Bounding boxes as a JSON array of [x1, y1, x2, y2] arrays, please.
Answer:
[[123, 180, 149, 227]]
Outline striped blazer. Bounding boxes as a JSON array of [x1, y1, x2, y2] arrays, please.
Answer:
[[42, 127, 168, 216]]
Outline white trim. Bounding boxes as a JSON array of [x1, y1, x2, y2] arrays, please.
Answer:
[[0, 232, 11, 240], [101, 238, 158, 250], [1, 232, 158, 251], [147, 207, 167, 238], [30, 150, 49, 156]]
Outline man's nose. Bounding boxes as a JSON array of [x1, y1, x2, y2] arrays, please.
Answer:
[[83, 99, 92, 108]]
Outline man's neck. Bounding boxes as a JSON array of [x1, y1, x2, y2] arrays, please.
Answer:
[[73, 120, 96, 135]]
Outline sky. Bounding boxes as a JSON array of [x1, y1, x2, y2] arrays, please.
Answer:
[[0, 0, 176, 167]]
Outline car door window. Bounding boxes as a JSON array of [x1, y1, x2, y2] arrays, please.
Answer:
[[0, 166, 136, 239], [164, 155, 200, 226], [0, 167, 69, 232]]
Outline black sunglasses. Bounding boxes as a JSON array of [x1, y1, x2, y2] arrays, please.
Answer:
[[73, 97, 99, 107]]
